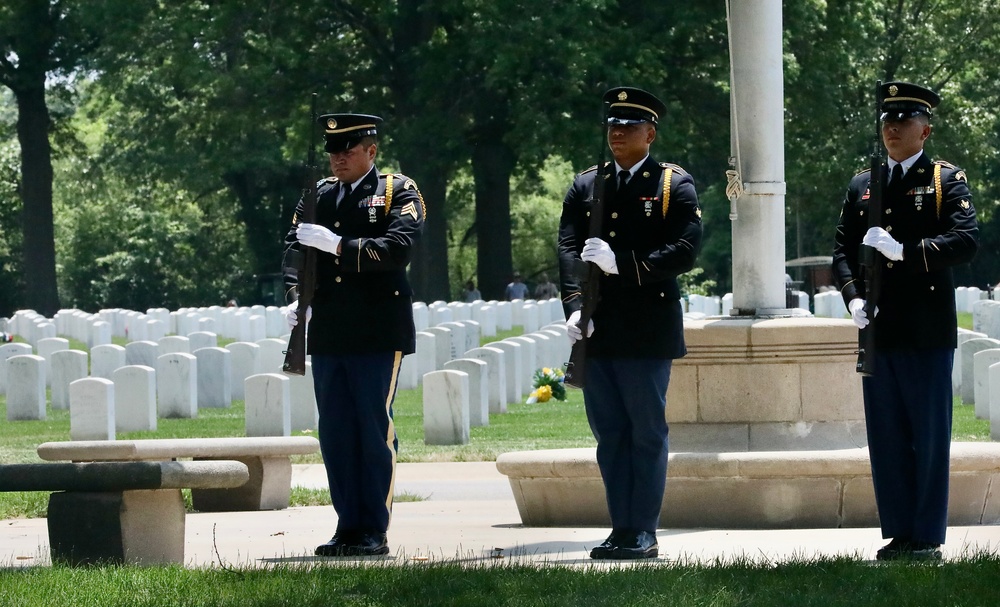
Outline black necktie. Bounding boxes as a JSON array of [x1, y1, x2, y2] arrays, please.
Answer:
[[617, 170, 629, 193], [889, 163, 903, 185], [338, 182, 352, 207]]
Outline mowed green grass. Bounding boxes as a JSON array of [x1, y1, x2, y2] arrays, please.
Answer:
[[2, 555, 1000, 607]]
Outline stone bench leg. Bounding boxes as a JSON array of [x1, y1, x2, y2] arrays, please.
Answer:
[[191, 455, 292, 511], [47, 489, 185, 565]]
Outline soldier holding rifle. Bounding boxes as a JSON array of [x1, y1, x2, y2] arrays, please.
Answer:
[[283, 112, 425, 557], [832, 82, 978, 561], [557, 87, 702, 559]]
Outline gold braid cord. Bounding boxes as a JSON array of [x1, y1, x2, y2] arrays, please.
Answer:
[[384, 173, 394, 215], [934, 164, 942, 219], [661, 167, 673, 218]]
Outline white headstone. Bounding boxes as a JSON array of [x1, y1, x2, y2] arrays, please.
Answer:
[[265, 307, 285, 338], [188, 331, 218, 353], [156, 352, 198, 418], [973, 349, 1000, 420], [91, 344, 127, 380], [194, 347, 232, 408], [69, 377, 115, 441], [50, 349, 89, 410], [245, 373, 291, 437], [423, 326, 453, 371], [37, 337, 70, 387], [412, 302, 430, 332], [6, 354, 46, 420], [89, 320, 112, 348], [472, 304, 497, 337], [507, 336, 539, 385], [158, 335, 191, 355], [521, 303, 540, 333], [257, 338, 290, 374], [415, 331, 438, 379], [486, 340, 523, 401], [226, 342, 260, 401], [398, 351, 420, 390], [422, 370, 470, 445], [462, 346, 507, 414], [961, 338, 1000, 407], [113, 365, 157, 432], [444, 358, 489, 427], [495, 301, 512, 331], [956, 329, 988, 396], [0, 342, 32, 394], [125, 340, 159, 368]]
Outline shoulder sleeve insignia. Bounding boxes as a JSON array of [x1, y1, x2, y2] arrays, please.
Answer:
[[403, 178, 417, 190], [400, 201, 419, 220], [956, 170, 968, 182], [579, 165, 598, 175], [695, 207, 702, 218], [854, 167, 871, 176], [934, 159, 958, 169], [961, 200, 971, 210]]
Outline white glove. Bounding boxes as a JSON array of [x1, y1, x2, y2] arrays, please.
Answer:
[[862, 227, 903, 261], [285, 300, 313, 331], [581, 237, 618, 274], [566, 310, 595, 344], [297, 223, 343, 256], [848, 298, 878, 329]]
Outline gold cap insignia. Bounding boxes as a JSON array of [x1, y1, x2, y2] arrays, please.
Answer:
[[956, 170, 967, 182], [888, 85, 899, 96], [961, 200, 970, 209], [618, 91, 628, 101], [326, 118, 338, 129]]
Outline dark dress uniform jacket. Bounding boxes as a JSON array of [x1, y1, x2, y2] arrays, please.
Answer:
[[833, 153, 978, 349], [283, 166, 425, 355], [558, 156, 703, 358]]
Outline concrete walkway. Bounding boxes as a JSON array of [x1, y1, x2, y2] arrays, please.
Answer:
[[3, 462, 1000, 568]]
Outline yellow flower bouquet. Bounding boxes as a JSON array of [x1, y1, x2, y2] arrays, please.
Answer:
[[526, 367, 567, 403]]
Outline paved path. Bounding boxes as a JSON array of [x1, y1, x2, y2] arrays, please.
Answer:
[[3, 462, 1000, 568]]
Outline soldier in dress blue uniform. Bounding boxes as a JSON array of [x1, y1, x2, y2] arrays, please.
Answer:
[[283, 112, 425, 557], [832, 82, 979, 561], [558, 87, 703, 559]]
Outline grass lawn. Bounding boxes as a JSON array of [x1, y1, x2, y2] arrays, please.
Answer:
[[2, 555, 1000, 606]]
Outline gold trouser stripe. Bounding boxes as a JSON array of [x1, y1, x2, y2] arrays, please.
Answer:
[[662, 168, 673, 218], [383, 351, 403, 523], [934, 164, 942, 219]]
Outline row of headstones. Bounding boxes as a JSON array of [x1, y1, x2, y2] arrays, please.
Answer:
[[2, 340, 318, 433], [2, 297, 566, 350], [0, 334, 301, 398], [815, 286, 994, 320], [956, 326, 1000, 442], [419, 322, 572, 445], [4, 361, 311, 441], [686, 292, 810, 318], [7, 307, 286, 350]]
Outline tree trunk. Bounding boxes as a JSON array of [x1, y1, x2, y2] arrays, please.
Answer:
[[397, 158, 450, 303], [472, 137, 515, 302], [15, 84, 59, 316]]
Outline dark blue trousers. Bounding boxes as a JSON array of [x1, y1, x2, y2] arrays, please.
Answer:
[[862, 348, 953, 545], [583, 357, 671, 533], [311, 352, 402, 535]]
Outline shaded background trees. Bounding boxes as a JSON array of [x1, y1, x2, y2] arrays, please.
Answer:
[[1, 0, 998, 316]]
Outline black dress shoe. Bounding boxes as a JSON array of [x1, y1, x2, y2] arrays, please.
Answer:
[[876, 539, 942, 562], [343, 532, 389, 556], [612, 530, 658, 559], [315, 531, 359, 557], [590, 530, 625, 559]]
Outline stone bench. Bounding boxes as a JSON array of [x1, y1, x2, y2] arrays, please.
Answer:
[[496, 443, 1000, 528], [36, 436, 320, 512], [0, 460, 248, 565]]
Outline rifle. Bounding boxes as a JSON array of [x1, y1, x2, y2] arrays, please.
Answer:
[[856, 80, 884, 376], [564, 100, 610, 389], [282, 93, 320, 376]]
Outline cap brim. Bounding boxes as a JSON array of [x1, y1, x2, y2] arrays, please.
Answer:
[[607, 117, 649, 126], [880, 109, 929, 122]]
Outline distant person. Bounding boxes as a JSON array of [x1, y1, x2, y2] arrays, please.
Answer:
[[226, 298, 239, 308], [283, 111, 425, 558], [461, 280, 481, 303], [558, 86, 702, 560], [533, 273, 559, 300], [832, 81, 979, 561], [504, 271, 529, 300]]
